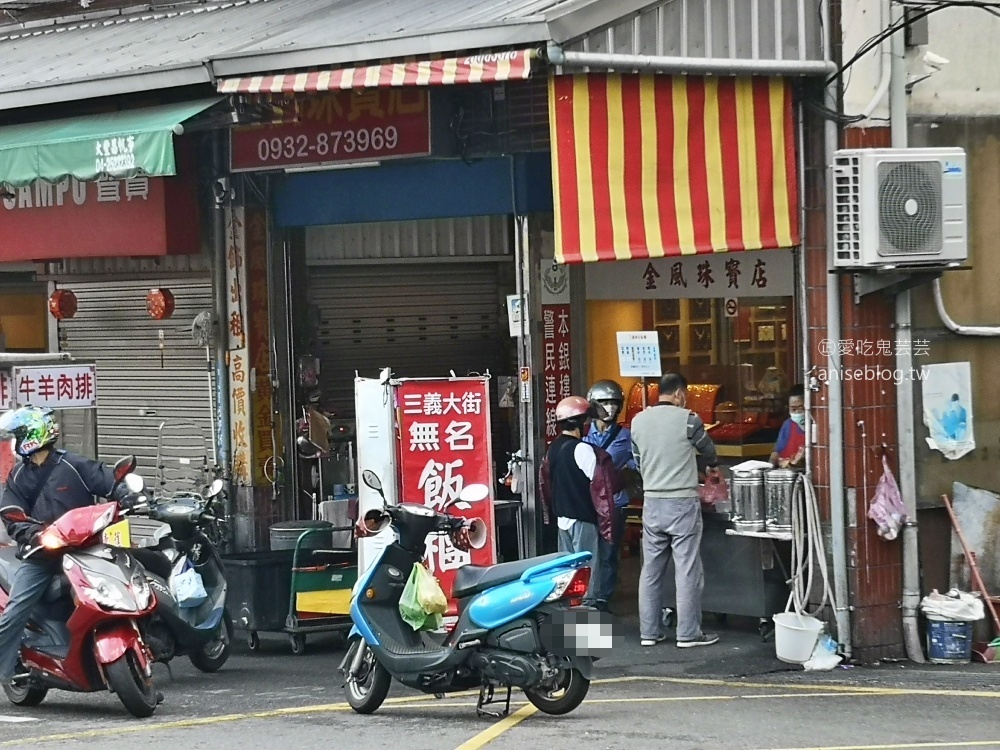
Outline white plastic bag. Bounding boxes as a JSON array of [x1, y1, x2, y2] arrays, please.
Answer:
[[920, 589, 985, 622], [868, 455, 908, 541], [172, 565, 208, 608], [803, 633, 842, 671]]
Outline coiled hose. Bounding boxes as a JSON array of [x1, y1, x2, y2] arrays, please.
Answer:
[[787, 473, 838, 629]]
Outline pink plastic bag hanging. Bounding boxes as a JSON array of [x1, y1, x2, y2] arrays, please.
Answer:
[[698, 474, 729, 506], [868, 455, 908, 541]]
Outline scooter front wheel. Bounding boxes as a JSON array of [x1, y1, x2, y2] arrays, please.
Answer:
[[344, 639, 391, 714], [524, 667, 589, 716], [106, 651, 158, 718]]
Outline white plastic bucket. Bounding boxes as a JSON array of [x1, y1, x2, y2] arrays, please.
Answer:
[[773, 612, 824, 664]]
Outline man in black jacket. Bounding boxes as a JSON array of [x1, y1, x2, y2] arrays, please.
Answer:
[[0, 407, 134, 684]]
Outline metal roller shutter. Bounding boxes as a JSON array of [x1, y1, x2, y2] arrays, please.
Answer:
[[54, 277, 217, 487], [308, 263, 505, 418]]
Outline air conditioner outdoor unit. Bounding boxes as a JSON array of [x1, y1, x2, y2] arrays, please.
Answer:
[[831, 147, 967, 269]]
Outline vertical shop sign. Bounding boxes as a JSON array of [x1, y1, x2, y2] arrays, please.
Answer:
[[229, 349, 253, 485], [542, 305, 572, 444], [395, 378, 497, 608], [245, 208, 274, 486], [225, 206, 248, 351]]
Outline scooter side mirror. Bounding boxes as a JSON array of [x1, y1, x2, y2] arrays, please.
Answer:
[[113, 455, 137, 483], [362, 470, 384, 496], [206, 478, 225, 499], [296, 435, 324, 459]]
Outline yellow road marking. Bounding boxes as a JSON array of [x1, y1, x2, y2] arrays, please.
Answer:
[[764, 742, 1000, 750], [452, 704, 538, 750], [6, 675, 1000, 748]]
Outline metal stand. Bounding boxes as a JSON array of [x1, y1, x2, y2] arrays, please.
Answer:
[[476, 682, 512, 719]]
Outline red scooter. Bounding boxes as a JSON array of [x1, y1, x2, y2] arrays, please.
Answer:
[[0, 457, 160, 717]]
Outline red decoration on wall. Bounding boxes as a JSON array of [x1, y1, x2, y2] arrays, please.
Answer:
[[147, 288, 175, 320], [48, 289, 78, 320]]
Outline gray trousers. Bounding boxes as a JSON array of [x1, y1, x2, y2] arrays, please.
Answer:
[[557, 520, 601, 607], [638, 498, 705, 641], [0, 561, 54, 680]]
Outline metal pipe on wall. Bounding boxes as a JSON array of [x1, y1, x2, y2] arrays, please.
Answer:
[[822, 0, 852, 659], [514, 214, 539, 558], [211, 131, 233, 500], [545, 42, 836, 77], [889, 0, 925, 664], [797, 103, 812, 479]]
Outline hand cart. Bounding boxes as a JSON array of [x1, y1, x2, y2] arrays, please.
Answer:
[[223, 524, 357, 655]]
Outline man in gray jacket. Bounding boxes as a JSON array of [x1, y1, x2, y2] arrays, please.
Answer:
[[631, 372, 721, 648]]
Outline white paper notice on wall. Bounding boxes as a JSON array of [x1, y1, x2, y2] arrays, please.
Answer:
[[617, 331, 662, 378], [922, 361, 975, 461], [507, 295, 522, 338]]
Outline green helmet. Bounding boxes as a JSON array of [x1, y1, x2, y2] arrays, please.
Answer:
[[0, 407, 59, 457]]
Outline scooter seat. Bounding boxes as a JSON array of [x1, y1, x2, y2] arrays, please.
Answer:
[[452, 553, 566, 599], [0, 546, 68, 603]]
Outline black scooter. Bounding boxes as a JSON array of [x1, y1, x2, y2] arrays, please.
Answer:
[[131, 477, 233, 673]]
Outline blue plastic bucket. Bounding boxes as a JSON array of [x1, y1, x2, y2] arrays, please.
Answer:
[[926, 619, 973, 664]]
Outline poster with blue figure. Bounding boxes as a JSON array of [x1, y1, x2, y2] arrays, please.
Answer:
[[922, 362, 975, 460]]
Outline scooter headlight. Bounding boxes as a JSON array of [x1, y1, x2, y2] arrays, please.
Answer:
[[81, 572, 136, 612], [130, 571, 151, 610]]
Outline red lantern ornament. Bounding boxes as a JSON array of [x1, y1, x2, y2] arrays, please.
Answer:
[[48, 289, 78, 320], [147, 288, 175, 320]]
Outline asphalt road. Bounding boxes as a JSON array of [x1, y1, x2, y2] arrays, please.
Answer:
[[3, 627, 1000, 750]]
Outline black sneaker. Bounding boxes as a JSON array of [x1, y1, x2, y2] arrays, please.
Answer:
[[676, 633, 720, 648]]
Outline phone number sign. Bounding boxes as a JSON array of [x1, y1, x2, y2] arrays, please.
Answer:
[[231, 89, 431, 171], [395, 378, 497, 611]]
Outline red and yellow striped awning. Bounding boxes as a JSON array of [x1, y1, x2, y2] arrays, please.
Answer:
[[549, 74, 799, 264], [218, 48, 537, 94]]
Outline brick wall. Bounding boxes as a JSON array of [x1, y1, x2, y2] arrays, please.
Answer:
[[803, 113, 905, 661]]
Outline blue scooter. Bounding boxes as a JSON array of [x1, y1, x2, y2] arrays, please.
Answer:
[[340, 470, 610, 718]]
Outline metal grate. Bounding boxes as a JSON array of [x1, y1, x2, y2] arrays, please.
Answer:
[[877, 160, 943, 255], [832, 154, 862, 265]]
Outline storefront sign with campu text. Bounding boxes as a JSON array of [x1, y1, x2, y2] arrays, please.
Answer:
[[584, 249, 794, 300], [10, 365, 97, 409], [395, 378, 497, 612], [230, 89, 431, 171]]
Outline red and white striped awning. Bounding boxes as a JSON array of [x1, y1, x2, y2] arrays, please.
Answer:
[[218, 48, 537, 95]]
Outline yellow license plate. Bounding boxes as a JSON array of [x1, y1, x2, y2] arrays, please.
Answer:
[[102, 519, 131, 547]]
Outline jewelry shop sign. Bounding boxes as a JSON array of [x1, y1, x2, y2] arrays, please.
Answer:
[[585, 249, 794, 300]]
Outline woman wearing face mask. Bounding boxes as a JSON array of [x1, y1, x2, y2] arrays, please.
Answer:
[[769, 384, 806, 469]]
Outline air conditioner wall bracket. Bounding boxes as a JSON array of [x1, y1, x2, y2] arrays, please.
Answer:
[[845, 268, 945, 305]]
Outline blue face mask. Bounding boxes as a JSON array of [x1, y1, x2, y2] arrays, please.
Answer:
[[790, 412, 806, 428]]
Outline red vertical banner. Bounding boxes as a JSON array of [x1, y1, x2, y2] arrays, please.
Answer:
[[542, 304, 572, 445], [395, 378, 497, 613]]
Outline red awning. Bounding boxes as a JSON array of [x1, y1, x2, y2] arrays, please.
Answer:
[[549, 74, 800, 264], [218, 48, 537, 94]]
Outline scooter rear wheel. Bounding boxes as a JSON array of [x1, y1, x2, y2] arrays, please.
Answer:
[[3, 663, 47, 707], [344, 640, 391, 714], [106, 651, 157, 718], [524, 667, 589, 715]]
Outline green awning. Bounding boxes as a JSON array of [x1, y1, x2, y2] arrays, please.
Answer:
[[0, 98, 222, 187]]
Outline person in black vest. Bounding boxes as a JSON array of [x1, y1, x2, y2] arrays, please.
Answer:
[[539, 396, 621, 607]]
